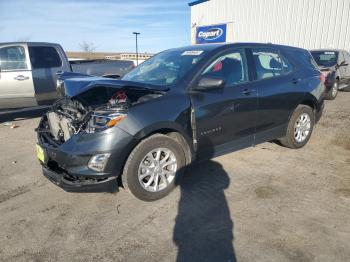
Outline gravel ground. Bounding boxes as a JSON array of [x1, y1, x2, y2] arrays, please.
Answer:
[[0, 93, 349, 262]]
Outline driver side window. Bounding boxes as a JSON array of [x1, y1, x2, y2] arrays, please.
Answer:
[[202, 50, 248, 87]]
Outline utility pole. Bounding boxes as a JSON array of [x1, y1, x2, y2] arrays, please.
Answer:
[[133, 32, 140, 66]]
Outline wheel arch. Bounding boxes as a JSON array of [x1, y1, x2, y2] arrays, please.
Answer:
[[299, 98, 316, 111], [130, 122, 194, 167], [287, 94, 317, 124]]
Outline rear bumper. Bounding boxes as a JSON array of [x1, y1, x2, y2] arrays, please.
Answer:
[[42, 165, 118, 192], [324, 83, 333, 93]]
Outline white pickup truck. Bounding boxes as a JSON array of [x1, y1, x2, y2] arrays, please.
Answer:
[[0, 42, 135, 109]]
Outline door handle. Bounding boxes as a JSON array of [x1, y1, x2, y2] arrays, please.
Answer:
[[291, 78, 300, 84], [14, 75, 30, 81], [242, 88, 256, 95]]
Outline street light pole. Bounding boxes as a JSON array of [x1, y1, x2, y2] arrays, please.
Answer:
[[133, 32, 140, 66]]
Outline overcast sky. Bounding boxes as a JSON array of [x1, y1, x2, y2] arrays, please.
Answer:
[[0, 0, 191, 53]]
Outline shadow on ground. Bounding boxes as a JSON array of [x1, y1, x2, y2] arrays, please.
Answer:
[[173, 160, 236, 262], [0, 106, 48, 123]]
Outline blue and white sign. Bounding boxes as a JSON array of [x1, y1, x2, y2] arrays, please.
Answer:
[[196, 24, 227, 44]]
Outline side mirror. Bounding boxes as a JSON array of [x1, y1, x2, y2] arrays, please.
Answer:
[[338, 61, 349, 67], [195, 76, 225, 91]]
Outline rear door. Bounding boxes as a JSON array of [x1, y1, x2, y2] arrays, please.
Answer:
[[248, 47, 304, 143], [0, 44, 36, 109], [190, 48, 257, 158], [28, 44, 70, 104]]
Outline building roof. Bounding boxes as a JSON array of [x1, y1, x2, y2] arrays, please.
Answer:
[[188, 0, 209, 7]]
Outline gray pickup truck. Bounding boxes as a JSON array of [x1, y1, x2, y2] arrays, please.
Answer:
[[0, 42, 135, 109]]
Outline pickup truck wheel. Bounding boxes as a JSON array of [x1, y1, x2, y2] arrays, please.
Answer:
[[325, 82, 338, 100], [342, 83, 350, 92], [122, 134, 185, 201], [279, 105, 314, 149]]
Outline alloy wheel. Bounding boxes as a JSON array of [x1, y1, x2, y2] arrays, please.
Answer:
[[138, 148, 177, 192], [331, 82, 338, 98], [294, 113, 311, 143]]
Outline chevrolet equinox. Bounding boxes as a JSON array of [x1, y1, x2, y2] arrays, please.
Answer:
[[36, 43, 325, 201]]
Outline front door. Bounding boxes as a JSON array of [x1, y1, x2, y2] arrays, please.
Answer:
[[190, 49, 257, 159], [0, 44, 36, 109]]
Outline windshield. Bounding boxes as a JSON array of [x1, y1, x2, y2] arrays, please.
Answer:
[[122, 49, 207, 86], [311, 51, 339, 67]]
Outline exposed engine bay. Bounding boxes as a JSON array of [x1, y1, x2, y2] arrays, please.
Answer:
[[42, 86, 164, 144]]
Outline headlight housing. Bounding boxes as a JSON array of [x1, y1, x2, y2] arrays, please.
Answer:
[[87, 112, 126, 133], [88, 153, 111, 172]]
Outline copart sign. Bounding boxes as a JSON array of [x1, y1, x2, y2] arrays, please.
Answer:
[[196, 24, 227, 44]]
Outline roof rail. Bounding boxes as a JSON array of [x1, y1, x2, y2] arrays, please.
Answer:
[[188, 0, 210, 7]]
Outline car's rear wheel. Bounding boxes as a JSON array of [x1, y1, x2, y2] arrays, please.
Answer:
[[122, 134, 185, 201], [325, 81, 338, 100], [279, 105, 314, 149]]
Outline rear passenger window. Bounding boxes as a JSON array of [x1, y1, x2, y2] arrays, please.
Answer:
[[29, 46, 62, 69], [202, 50, 248, 87], [0, 46, 28, 71], [253, 48, 292, 80], [309, 55, 319, 69]]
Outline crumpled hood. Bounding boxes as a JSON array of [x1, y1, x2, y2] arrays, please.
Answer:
[[59, 72, 168, 98]]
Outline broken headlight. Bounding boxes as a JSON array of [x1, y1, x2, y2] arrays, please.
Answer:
[[87, 113, 126, 133]]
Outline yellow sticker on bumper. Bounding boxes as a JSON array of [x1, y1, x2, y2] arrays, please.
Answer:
[[36, 144, 45, 163]]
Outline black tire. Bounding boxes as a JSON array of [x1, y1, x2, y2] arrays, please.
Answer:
[[122, 134, 186, 201], [341, 83, 350, 92], [279, 105, 315, 149], [325, 81, 338, 100]]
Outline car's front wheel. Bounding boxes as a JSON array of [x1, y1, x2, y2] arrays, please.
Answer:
[[122, 134, 185, 201], [280, 105, 315, 149]]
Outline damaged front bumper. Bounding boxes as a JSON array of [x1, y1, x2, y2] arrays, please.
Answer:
[[42, 165, 117, 192], [36, 117, 136, 192]]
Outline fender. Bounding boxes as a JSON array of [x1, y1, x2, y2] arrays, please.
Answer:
[[133, 120, 194, 150]]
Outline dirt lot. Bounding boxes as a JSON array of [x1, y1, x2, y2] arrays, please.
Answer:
[[0, 93, 349, 262]]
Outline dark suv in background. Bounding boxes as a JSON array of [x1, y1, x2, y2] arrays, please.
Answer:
[[311, 49, 350, 100], [36, 43, 325, 201]]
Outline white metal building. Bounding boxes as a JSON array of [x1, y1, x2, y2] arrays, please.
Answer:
[[190, 0, 350, 51]]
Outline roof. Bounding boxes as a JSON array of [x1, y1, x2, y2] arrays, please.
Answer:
[[165, 43, 309, 56], [169, 43, 225, 53], [0, 41, 60, 46], [188, 0, 210, 7], [310, 49, 345, 52]]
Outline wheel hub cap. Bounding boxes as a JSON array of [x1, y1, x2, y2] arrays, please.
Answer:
[[332, 83, 338, 97], [294, 113, 311, 143], [138, 148, 177, 192]]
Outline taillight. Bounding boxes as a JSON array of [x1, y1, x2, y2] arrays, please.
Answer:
[[319, 72, 326, 83]]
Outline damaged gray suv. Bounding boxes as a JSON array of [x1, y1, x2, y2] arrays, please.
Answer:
[[36, 43, 325, 201]]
